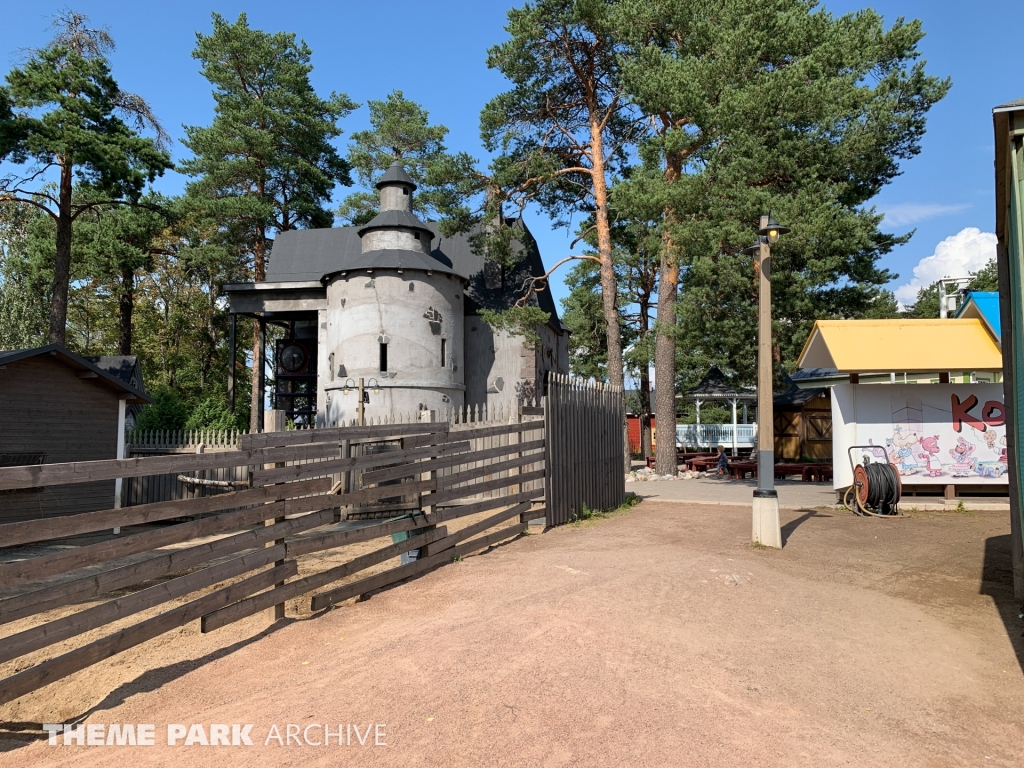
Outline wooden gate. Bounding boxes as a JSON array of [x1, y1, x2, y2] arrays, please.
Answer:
[[544, 374, 626, 525]]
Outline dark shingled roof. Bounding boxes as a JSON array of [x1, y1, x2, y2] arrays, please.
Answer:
[[357, 208, 434, 237], [84, 355, 145, 393], [0, 344, 150, 402], [267, 219, 563, 325], [325, 248, 459, 279], [375, 161, 416, 190], [682, 366, 755, 399]]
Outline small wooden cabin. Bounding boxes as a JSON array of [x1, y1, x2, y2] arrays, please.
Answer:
[[773, 386, 832, 461], [0, 344, 150, 524]]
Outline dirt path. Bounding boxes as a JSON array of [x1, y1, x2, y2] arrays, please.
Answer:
[[3, 500, 1022, 767]]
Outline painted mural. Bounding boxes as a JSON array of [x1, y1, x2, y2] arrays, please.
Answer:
[[831, 383, 1008, 486]]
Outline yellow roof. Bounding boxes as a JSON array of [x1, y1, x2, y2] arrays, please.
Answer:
[[797, 318, 1003, 373]]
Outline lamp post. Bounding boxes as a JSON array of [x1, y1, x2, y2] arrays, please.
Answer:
[[743, 214, 790, 548]]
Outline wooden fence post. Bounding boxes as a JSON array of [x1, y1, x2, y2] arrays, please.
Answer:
[[264, 409, 288, 623]]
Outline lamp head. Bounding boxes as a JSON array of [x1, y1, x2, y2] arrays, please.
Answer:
[[741, 239, 763, 256], [368, 378, 380, 394], [342, 378, 355, 394], [757, 217, 790, 244]]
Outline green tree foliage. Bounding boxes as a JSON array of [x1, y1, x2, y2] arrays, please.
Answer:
[[482, 0, 645, 400], [184, 395, 247, 431], [134, 386, 189, 431], [610, 0, 948, 470], [73, 192, 172, 354], [969, 259, 999, 292], [181, 12, 357, 430], [338, 91, 476, 226], [0, 201, 51, 349], [0, 11, 171, 344]]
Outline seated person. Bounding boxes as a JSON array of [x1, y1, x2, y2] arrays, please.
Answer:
[[716, 445, 729, 475]]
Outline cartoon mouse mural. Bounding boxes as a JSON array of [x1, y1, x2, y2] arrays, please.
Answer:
[[916, 435, 943, 477], [886, 427, 920, 475], [948, 437, 977, 477]]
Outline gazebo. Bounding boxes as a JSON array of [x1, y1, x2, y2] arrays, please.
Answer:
[[676, 366, 757, 454]]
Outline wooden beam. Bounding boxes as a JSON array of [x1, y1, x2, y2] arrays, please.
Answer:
[[250, 441, 471, 487], [309, 523, 526, 611], [0, 493, 336, 589], [0, 442, 339, 492], [446, 421, 545, 441], [201, 526, 448, 633], [0, 476, 333, 548], [360, 439, 545, 486], [426, 469, 546, 507], [0, 544, 291, 665], [284, 512, 433, 559], [428, 501, 531, 555], [435, 452, 544, 491], [431, 489, 545, 524], [0, 508, 336, 625], [240, 422, 449, 450], [0, 561, 297, 706]]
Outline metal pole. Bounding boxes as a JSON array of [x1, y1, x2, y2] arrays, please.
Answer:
[[228, 313, 236, 413], [753, 215, 782, 548], [257, 316, 266, 433], [358, 377, 365, 427]]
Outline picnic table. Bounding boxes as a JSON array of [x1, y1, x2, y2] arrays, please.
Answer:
[[727, 462, 833, 482], [773, 463, 833, 482], [645, 451, 714, 469]]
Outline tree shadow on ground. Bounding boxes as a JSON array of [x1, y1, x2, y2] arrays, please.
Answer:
[[980, 534, 1024, 674], [781, 509, 832, 547], [0, 620, 292, 752]]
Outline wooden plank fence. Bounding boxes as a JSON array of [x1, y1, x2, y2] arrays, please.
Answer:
[[0, 389, 624, 706], [545, 374, 626, 526]]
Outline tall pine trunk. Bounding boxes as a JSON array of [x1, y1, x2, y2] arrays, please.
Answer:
[[588, 119, 630, 474], [638, 295, 652, 459], [654, 156, 682, 476], [654, 250, 679, 474], [48, 162, 74, 345], [118, 266, 134, 355]]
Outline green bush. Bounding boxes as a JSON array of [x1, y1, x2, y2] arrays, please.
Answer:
[[184, 395, 247, 431], [134, 387, 189, 431]]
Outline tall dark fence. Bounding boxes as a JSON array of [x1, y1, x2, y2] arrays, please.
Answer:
[[544, 374, 626, 525]]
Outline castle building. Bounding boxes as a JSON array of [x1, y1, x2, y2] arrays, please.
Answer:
[[224, 162, 568, 428]]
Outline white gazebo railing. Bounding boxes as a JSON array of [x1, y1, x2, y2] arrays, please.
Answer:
[[676, 423, 757, 451]]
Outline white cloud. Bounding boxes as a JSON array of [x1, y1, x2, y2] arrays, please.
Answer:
[[894, 227, 997, 304], [880, 203, 971, 227]]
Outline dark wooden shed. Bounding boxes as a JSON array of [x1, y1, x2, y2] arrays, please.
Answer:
[[0, 344, 150, 524], [773, 384, 832, 461]]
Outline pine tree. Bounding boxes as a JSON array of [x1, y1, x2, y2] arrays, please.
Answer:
[[0, 11, 171, 344], [73, 192, 173, 354], [181, 13, 357, 431], [612, 0, 949, 472], [482, 0, 644, 404], [338, 91, 467, 225]]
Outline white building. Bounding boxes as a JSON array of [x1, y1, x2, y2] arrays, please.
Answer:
[[225, 163, 569, 428]]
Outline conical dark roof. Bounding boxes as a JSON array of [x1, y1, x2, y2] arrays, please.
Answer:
[[683, 365, 755, 399], [375, 161, 416, 190]]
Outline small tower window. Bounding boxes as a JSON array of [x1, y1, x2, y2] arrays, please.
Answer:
[[379, 342, 388, 372], [440, 339, 446, 368], [402, 187, 409, 196]]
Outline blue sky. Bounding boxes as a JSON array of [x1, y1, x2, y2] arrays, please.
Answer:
[[1, 0, 1019, 311]]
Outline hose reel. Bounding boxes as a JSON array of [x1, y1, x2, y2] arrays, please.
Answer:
[[844, 446, 902, 517]]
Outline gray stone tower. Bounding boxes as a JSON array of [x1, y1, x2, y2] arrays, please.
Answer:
[[317, 162, 466, 425]]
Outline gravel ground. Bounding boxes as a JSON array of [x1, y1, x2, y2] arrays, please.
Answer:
[[2, 500, 1022, 767]]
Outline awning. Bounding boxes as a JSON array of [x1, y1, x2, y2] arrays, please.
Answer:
[[796, 318, 1003, 373]]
